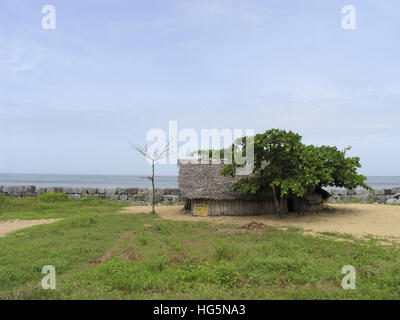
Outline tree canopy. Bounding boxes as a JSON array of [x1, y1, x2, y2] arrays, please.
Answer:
[[196, 129, 370, 202]]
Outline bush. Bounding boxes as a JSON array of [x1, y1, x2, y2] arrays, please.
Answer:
[[215, 262, 240, 288], [214, 238, 235, 261], [38, 193, 69, 202]]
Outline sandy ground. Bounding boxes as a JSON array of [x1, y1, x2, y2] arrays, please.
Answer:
[[120, 204, 400, 240], [0, 219, 62, 237]]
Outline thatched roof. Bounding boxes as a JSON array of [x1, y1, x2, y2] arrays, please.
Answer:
[[178, 159, 329, 203], [178, 159, 257, 200]]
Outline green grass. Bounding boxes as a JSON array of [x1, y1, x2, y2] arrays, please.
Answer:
[[1, 195, 400, 299], [0, 194, 125, 221]]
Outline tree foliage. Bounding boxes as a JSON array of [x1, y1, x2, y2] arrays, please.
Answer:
[[199, 129, 370, 200]]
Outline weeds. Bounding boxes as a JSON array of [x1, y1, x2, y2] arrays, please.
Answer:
[[1, 198, 400, 299]]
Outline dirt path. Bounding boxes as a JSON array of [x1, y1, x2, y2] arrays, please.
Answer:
[[0, 219, 62, 237], [120, 204, 400, 239]]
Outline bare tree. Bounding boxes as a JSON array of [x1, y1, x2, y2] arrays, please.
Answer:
[[130, 141, 170, 214]]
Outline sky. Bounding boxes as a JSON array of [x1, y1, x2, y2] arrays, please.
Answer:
[[0, 0, 399, 176]]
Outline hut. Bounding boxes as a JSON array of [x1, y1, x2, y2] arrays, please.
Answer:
[[178, 159, 327, 216]]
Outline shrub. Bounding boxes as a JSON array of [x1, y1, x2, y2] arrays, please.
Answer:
[[138, 232, 150, 246], [38, 193, 69, 202], [214, 238, 235, 261], [215, 262, 240, 288]]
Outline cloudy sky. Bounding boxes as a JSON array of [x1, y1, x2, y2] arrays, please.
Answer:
[[0, 0, 399, 176]]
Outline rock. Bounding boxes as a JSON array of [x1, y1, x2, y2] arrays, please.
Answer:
[[68, 194, 81, 200], [386, 198, 397, 205], [135, 194, 146, 201], [53, 187, 63, 193], [117, 188, 127, 195], [138, 188, 148, 195], [163, 195, 180, 202], [374, 189, 385, 195], [77, 188, 88, 195], [13, 186, 24, 195], [330, 189, 346, 196], [63, 187, 73, 194], [70, 188, 80, 194], [0, 185, 184, 202], [6, 186, 14, 194], [163, 195, 174, 201], [23, 186, 36, 193], [391, 187, 400, 194], [347, 189, 356, 196], [127, 188, 138, 195], [355, 189, 371, 200], [372, 195, 388, 203], [97, 187, 106, 194], [87, 188, 97, 195], [148, 193, 163, 204], [165, 188, 181, 196], [171, 195, 180, 202], [392, 193, 400, 199], [105, 187, 117, 195]]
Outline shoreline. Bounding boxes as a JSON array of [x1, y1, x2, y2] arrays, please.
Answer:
[[1, 173, 399, 190]]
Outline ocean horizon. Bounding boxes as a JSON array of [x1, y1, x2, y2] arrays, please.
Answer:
[[1, 173, 400, 190]]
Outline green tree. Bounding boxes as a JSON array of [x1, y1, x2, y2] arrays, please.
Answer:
[[198, 129, 370, 216]]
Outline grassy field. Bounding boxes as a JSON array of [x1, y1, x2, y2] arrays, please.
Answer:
[[1, 194, 400, 299]]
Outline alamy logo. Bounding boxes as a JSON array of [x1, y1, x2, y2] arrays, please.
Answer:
[[341, 265, 356, 289], [42, 5, 56, 30], [342, 5, 356, 30], [41, 265, 56, 289], [145, 121, 254, 175]]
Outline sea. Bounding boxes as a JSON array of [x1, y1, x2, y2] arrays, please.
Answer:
[[0, 173, 399, 190], [0, 173, 179, 188]]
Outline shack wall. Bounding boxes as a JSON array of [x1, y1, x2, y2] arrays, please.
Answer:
[[190, 198, 287, 216]]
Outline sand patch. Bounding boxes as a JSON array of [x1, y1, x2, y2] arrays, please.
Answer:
[[0, 219, 62, 237], [120, 204, 400, 240]]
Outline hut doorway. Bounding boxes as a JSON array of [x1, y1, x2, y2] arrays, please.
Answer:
[[287, 197, 294, 213]]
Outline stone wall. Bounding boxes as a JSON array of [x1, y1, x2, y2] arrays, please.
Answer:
[[1, 185, 400, 205], [328, 187, 400, 204], [0, 185, 181, 205]]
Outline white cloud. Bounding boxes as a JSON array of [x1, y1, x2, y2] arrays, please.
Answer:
[[0, 36, 43, 72]]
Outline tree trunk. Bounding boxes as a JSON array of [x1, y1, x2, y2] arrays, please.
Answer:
[[271, 184, 281, 217], [151, 160, 155, 214], [183, 198, 190, 211]]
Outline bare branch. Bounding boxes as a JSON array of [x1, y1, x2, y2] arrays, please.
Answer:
[[130, 140, 172, 162]]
